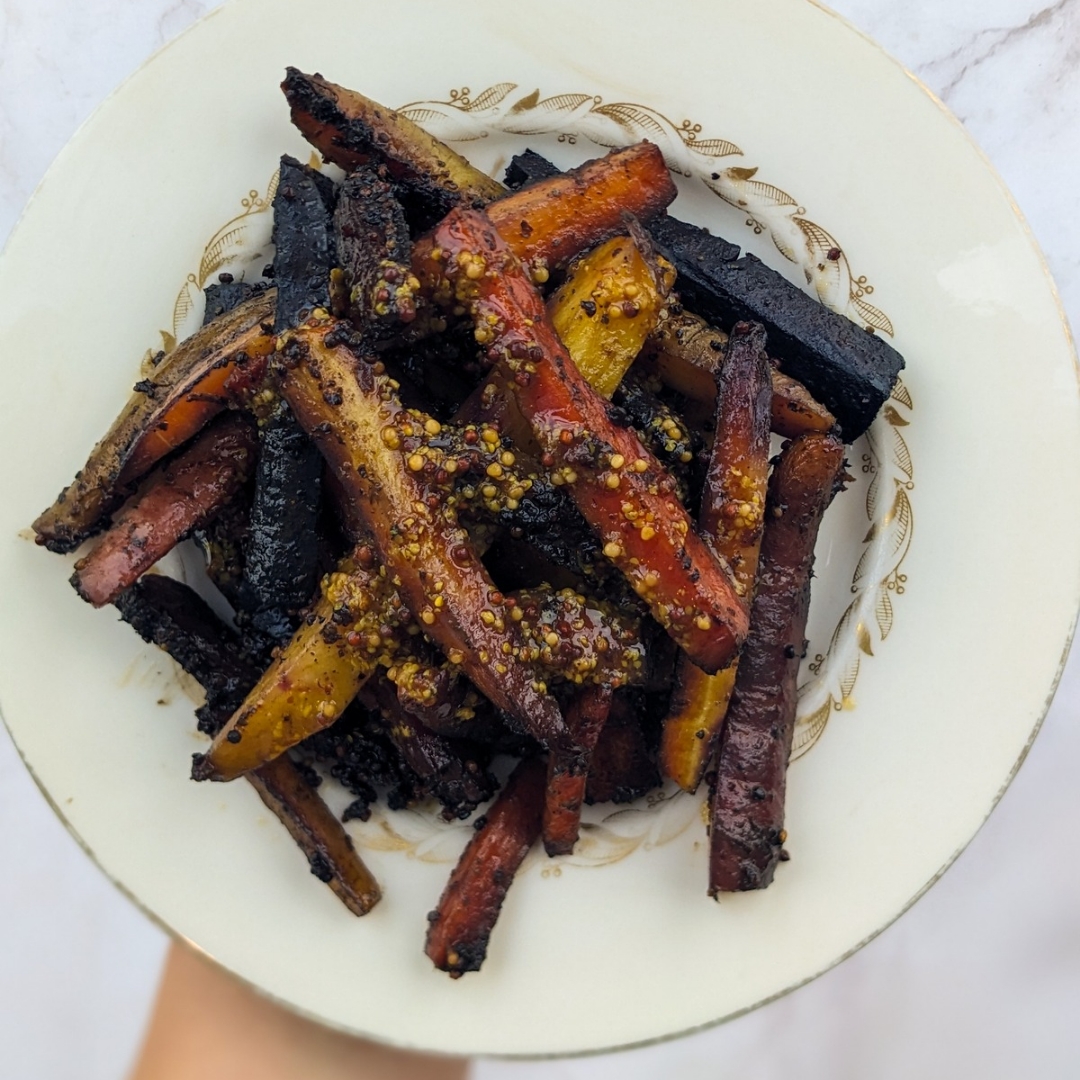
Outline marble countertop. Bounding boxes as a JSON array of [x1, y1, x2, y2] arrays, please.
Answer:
[[2, 1, 1079, 1077]]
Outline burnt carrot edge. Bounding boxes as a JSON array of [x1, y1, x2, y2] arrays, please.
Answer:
[[425, 756, 546, 977], [415, 209, 749, 674], [708, 433, 846, 894]]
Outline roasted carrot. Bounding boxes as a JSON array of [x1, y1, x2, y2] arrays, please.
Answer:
[[282, 68, 505, 216], [283, 69, 678, 273], [647, 309, 837, 438], [486, 144, 677, 278], [333, 164, 421, 327], [661, 323, 773, 792], [417, 209, 749, 674], [425, 756, 546, 977], [114, 575, 380, 915], [33, 290, 275, 553], [548, 230, 675, 398], [709, 432, 845, 893], [542, 684, 613, 857], [248, 755, 382, 915], [71, 415, 256, 608], [275, 320, 572, 756], [368, 678, 497, 822], [585, 692, 661, 805], [194, 546, 407, 782]]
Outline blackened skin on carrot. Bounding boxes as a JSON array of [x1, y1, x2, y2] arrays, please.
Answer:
[[542, 684, 613, 857], [708, 432, 845, 894], [585, 693, 661, 806], [415, 209, 750, 675], [647, 215, 903, 441], [70, 414, 257, 608], [114, 575, 381, 916], [272, 154, 337, 334], [332, 165, 420, 329], [368, 678, 497, 822], [241, 155, 334, 639], [281, 67, 506, 225], [425, 756, 546, 977], [32, 290, 276, 553], [242, 400, 324, 641]]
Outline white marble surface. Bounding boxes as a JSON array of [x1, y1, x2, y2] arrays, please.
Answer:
[[1, 0, 1079, 1076]]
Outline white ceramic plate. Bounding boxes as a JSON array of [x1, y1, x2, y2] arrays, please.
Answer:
[[1, 0, 1078, 1058]]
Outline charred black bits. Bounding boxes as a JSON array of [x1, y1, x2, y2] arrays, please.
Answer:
[[308, 852, 334, 882]]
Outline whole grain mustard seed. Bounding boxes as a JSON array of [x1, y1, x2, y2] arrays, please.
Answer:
[[603, 541, 623, 559]]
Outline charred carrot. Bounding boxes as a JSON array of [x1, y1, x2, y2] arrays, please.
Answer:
[[275, 320, 572, 756], [709, 432, 845, 893], [248, 755, 382, 915], [647, 310, 837, 438], [71, 415, 256, 608], [486, 144, 678, 278], [282, 68, 505, 216], [194, 546, 409, 782], [425, 756, 546, 977], [661, 323, 773, 792], [115, 575, 380, 915], [542, 685, 613, 857], [417, 209, 749, 674], [33, 290, 275, 552]]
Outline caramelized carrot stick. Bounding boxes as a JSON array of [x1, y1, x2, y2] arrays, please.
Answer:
[[33, 290, 275, 552], [547, 230, 674, 398], [71, 415, 256, 608], [661, 323, 773, 792], [709, 433, 845, 893], [115, 575, 380, 915], [248, 755, 382, 915], [194, 546, 408, 782], [417, 209, 749, 674], [425, 756, 546, 977], [647, 310, 837, 438], [275, 320, 571, 756], [486, 144, 677, 277], [542, 685, 613, 857]]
